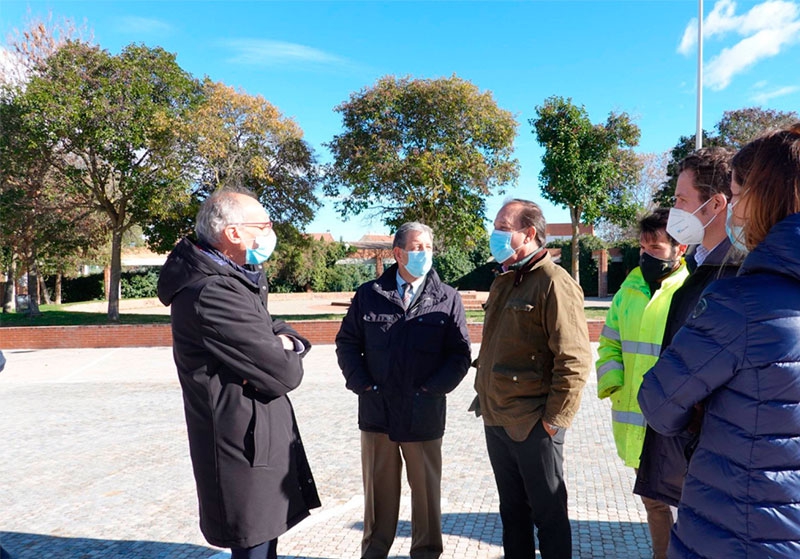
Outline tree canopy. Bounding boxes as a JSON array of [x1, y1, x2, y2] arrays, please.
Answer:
[[531, 95, 640, 280], [653, 107, 799, 206], [18, 40, 201, 320], [324, 74, 519, 248], [146, 80, 321, 251]]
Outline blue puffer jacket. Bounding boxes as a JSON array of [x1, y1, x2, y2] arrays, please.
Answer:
[[639, 212, 800, 559]]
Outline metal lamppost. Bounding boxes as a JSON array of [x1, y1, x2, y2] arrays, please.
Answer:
[[696, 0, 704, 150]]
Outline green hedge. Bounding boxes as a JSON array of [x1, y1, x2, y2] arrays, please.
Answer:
[[55, 268, 162, 303], [59, 274, 105, 303]]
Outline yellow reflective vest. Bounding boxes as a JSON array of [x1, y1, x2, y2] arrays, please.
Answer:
[[596, 263, 689, 468]]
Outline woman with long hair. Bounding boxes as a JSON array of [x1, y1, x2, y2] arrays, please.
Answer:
[[638, 124, 800, 558]]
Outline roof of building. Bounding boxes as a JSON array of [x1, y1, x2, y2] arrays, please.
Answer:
[[358, 234, 394, 243], [305, 232, 335, 243], [546, 223, 594, 237]]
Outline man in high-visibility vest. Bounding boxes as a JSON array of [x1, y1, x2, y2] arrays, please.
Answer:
[[596, 208, 688, 559]]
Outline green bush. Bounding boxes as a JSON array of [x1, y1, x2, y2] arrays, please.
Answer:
[[60, 274, 105, 303], [120, 268, 161, 299], [324, 264, 375, 292]]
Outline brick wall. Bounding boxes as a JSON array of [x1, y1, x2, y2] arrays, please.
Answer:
[[0, 320, 604, 349]]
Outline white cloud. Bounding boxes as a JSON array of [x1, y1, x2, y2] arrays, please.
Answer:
[[678, 19, 698, 55], [115, 16, 173, 35], [222, 39, 347, 67], [751, 84, 800, 103], [677, 0, 800, 90]]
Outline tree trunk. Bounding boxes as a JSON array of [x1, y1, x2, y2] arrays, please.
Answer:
[[55, 272, 62, 305], [39, 273, 52, 305], [107, 228, 122, 322], [27, 264, 41, 317], [570, 207, 581, 283], [2, 259, 15, 313]]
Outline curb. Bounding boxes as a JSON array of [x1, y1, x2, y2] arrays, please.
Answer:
[[0, 320, 605, 349]]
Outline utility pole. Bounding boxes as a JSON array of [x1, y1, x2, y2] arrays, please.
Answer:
[[696, 0, 704, 150]]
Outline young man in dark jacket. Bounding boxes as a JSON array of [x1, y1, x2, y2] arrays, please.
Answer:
[[335, 222, 471, 559], [157, 188, 320, 559], [635, 148, 742, 510]]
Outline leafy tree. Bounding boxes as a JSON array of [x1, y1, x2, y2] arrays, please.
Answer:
[[1, 81, 107, 315], [653, 107, 799, 206], [717, 107, 799, 149], [596, 151, 670, 242], [324, 74, 519, 249], [549, 235, 607, 296], [651, 132, 726, 207], [0, 16, 98, 313], [20, 40, 201, 321], [264, 235, 352, 292], [531, 96, 641, 281], [324, 263, 376, 292], [432, 229, 491, 285], [1, 13, 92, 89], [146, 80, 320, 251]]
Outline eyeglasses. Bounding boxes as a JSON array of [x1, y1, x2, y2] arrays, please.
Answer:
[[228, 221, 273, 231]]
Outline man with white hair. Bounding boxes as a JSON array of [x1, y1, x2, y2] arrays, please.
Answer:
[[157, 187, 320, 559]]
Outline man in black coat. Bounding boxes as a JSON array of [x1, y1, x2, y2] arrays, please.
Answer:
[[157, 188, 320, 559], [635, 148, 743, 515], [336, 222, 471, 559]]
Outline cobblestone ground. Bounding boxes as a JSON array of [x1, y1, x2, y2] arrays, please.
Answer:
[[0, 344, 651, 558]]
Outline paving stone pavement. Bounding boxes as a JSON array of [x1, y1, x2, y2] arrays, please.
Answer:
[[0, 343, 652, 559]]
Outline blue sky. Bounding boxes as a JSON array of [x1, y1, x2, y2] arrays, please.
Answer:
[[2, 0, 799, 242]]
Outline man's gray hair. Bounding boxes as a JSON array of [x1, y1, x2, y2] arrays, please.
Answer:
[[393, 222, 434, 249], [195, 188, 258, 246], [502, 198, 547, 247]]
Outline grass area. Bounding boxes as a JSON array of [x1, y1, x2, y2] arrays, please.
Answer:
[[0, 307, 172, 326], [0, 305, 607, 327], [584, 307, 609, 320]]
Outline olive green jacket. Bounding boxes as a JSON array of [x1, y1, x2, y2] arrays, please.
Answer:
[[473, 251, 592, 440]]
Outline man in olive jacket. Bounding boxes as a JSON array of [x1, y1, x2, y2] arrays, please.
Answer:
[[473, 199, 592, 559], [157, 189, 320, 559], [336, 222, 471, 559]]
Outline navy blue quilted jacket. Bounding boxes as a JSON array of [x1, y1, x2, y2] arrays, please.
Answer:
[[335, 264, 471, 442], [639, 212, 800, 558]]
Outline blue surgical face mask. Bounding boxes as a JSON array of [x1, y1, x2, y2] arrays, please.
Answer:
[[725, 203, 748, 254], [490, 229, 523, 264], [404, 250, 432, 278], [245, 230, 277, 265]]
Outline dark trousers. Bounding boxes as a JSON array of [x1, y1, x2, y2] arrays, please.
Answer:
[[230, 538, 277, 559], [485, 422, 570, 559]]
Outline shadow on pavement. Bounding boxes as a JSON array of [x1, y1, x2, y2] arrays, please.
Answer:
[[0, 533, 217, 559], [0, 532, 340, 559], [351, 513, 651, 557]]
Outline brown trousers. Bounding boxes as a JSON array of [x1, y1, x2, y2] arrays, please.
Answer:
[[635, 468, 674, 559], [360, 431, 443, 559]]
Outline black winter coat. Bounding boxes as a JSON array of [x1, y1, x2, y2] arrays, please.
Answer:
[[634, 238, 742, 506], [335, 265, 471, 442], [157, 238, 320, 549]]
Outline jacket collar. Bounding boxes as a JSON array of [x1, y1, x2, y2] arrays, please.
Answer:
[[496, 250, 551, 287], [740, 212, 800, 282], [620, 262, 689, 296], [372, 263, 448, 307], [688, 237, 744, 271]]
